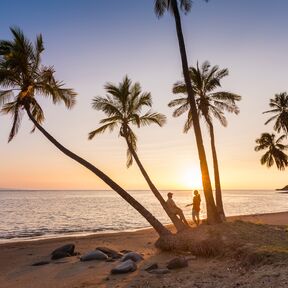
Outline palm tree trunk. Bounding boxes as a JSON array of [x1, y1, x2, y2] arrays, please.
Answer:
[[25, 105, 171, 237], [207, 121, 226, 220], [123, 129, 189, 232], [171, 0, 221, 224]]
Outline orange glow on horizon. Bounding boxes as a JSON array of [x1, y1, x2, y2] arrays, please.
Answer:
[[180, 166, 203, 190]]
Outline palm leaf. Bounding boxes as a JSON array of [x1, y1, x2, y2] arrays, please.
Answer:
[[137, 111, 166, 127], [0, 90, 14, 107], [88, 122, 118, 140]]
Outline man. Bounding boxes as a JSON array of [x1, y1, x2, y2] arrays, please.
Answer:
[[166, 192, 189, 225], [186, 190, 201, 226]]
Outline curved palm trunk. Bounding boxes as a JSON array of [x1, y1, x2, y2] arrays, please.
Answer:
[[124, 131, 189, 232], [207, 121, 226, 221], [25, 106, 171, 237], [171, 0, 221, 224]]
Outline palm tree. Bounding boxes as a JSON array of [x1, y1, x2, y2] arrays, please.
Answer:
[[169, 61, 241, 220], [154, 0, 221, 223], [263, 92, 288, 134], [88, 76, 189, 231], [0, 27, 171, 237], [255, 133, 288, 170]]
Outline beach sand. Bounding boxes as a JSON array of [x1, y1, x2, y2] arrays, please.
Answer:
[[0, 212, 287, 288]]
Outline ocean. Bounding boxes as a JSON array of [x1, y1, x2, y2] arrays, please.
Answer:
[[0, 189, 287, 243]]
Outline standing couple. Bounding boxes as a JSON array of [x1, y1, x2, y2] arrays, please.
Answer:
[[166, 190, 201, 226]]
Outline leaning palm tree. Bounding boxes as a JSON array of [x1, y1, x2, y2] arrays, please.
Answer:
[[255, 133, 288, 170], [263, 92, 288, 135], [0, 27, 171, 237], [154, 0, 221, 223], [88, 76, 189, 231], [169, 61, 241, 220]]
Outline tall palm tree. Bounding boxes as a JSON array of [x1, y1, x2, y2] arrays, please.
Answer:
[[0, 27, 171, 237], [169, 61, 241, 220], [154, 0, 221, 223], [255, 133, 288, 170], [263, 92, 288, 134], [88, 76, 189, 231]]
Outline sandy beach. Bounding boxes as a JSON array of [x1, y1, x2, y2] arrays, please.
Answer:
[[0, 212, 287, 288]]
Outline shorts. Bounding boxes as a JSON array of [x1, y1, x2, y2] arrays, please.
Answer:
[[192, 210, 199, 218]]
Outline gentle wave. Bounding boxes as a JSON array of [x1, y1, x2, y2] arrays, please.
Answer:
[[0, 190, 287, 242]]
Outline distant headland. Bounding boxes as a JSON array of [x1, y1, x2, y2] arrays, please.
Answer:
[[276, 185, 288, 191]]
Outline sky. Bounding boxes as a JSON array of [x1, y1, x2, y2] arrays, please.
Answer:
[[1, 0, 288, 190]]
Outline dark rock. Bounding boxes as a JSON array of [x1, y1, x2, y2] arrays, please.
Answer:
[[51, 244, 75, 260], [120, 252, 143, 263], [111, 259, 137, 274], [167, 257, 188, 269], [95, 247, 122, 259], [80, 250, 108, 261], [31, 260, 50, 266], [148, 268, 171, 274], [144, 262, 158, 271]]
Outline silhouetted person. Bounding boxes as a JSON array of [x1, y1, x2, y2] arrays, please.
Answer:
[[186, 190, 201, 226], [166, 192, 189, 225]]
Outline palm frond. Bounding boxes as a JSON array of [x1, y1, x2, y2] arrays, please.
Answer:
[[264, 114, 278, 125], [263, 108, 280, 114], [29, 98, 45, 132], [154, 0, 168, 17], [126, 148, 133, 168], [88, 122, 118, 140], [91, 96, 122, 117], [99, 116, 122, 124], [209, 107, 227, 127], [261, 151, 273, 167], [276, 134, 287, 145], [137, 111, 166, 127], [168, 97, 187, 107], [179, 0, 192, 13], [126, 128, 138, 168], [1, 101, 23, 142], [0, 90, 14, 107], [183, 110, 193, 133], [172, 102, 189, 117], [172, 81, 187, 94]]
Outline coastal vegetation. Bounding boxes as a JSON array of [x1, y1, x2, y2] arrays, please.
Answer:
[[0, 0, 227, 243], [168, 61, 241, 219], [0, 27, 171, 237], [255, 92, 288, 170], [154, 0, 221, 224], [88, 76, 189, 232]]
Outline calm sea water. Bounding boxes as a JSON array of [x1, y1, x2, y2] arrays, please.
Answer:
[[0, 190, 287, 243]]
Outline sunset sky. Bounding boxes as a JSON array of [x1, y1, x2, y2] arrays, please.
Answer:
[[1, 0, 288, 190]]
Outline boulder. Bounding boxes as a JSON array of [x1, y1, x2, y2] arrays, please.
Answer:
[[111, 259, 137, 274], [95, 247, 122, 259], [120, 252, 143, 263], [51, 244, 75, 260], [144, 262, 158, 272], [167, 257, 188, 269], [80, 250, 108, 261]]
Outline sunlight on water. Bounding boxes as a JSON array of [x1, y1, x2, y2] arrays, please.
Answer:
[[0, 190, 287, 242]]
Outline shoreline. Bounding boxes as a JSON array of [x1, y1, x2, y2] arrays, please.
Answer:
[[0, 211, 287, 288], [1, 211, 287, 247]]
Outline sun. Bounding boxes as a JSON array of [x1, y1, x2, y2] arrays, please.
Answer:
[[181, 167, 202, 189]]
